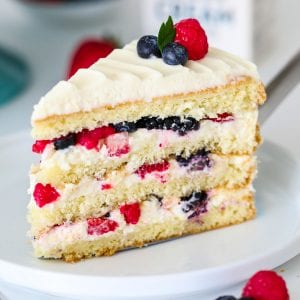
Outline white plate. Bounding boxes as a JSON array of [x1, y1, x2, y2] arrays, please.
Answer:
[[0, 132, 299, 299]]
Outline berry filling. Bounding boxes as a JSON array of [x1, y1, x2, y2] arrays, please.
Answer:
[[87, 217, 119, 236], [204, 113, 234, 123], [135, 160, 170, 179], [77, 126, 115, 150], [101, 183, 112, 190], [54, 133, 76, 150], [33, 183, 60, 208], [180, 191, 208, 219], [120, 203, 141, 225], [32, 140, 51, 153], [106, 132, 130, 157], [176, 149, 211, 171], [32, 113, 234, 153]]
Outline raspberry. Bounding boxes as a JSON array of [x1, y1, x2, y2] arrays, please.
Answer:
[[32, 140, 51, 154], [33, 183, 60, 208], [242, 270, 289, 300], [174, 18, 208, 60], [120, 203, 141, 225], [105, 132, 130, 157], [204, 113, 234, 123], [87, 218, 119, 236], [77, 126, 115, 150], [135, 160, 170, 179], [101, 183, 112, 190]]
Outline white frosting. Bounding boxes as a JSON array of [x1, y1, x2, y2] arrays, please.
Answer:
[[31, 41, 259, 121]]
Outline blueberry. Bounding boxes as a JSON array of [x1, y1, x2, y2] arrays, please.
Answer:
[[137, 35, 161, 59], [215, 296, 237, 300], [180, 191, 208, 217], [156, 118, 164, 129], [162, 42, 188, 65], [103, 212, 111, 218], [175, 155, 190, 167], [239, 298, 254, 300], [54, 133, 76, 150], [136, 117, 149, 129], [178, 117, 199, 135], [170, 116, 181, 131], [145, 117, 158, 130], [163, 117, 174, 130], [114, 121, 137, 133]]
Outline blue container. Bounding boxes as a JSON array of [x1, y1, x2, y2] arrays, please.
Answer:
[[0, 47, 30, 105]]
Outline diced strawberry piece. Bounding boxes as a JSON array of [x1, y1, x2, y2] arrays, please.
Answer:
[[135, 160, 170, 179], [105, 132, 130, 157], [32, 140, 51, 154], [33, 183, 60, 208], [77, 126, 115, 150], [120, 203, 141, 225], [101, 183, 112, 190], [87, 218, 119, 236]]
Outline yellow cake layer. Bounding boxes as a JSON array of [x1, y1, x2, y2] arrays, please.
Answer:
[[32, 77, 265, 140], [28, 155, 255, 237], [32, 187, 255, 261]]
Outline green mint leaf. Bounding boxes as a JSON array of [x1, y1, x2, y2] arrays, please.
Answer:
[[158, 16, 176, 52]]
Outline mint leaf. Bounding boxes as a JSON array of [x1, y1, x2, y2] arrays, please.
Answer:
[[158, 16, 176, 52]]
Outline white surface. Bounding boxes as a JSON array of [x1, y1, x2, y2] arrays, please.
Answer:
[[0, 133, 299, 299]]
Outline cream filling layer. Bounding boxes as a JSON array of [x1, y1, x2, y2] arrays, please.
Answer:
[[36, 111, 257, 175], [32, 41, 259, 122], [33, 188, 252, 253], [29, 153, 254, 209]]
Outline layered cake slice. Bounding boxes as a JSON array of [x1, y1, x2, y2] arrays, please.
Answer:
[[28, 17, 266, 261]]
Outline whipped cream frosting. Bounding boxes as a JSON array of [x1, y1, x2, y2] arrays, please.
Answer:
[[32, 41, 259, 122]]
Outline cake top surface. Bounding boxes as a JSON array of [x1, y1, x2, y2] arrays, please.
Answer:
[[32, 40, 259, 122]]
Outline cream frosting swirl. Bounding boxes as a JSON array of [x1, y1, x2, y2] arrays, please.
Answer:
[[32, 41, 259, 122]]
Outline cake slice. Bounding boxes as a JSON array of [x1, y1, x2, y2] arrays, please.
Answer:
[[28, 17, 266, 261]]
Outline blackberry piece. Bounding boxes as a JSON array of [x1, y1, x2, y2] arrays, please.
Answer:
[[162, 42, 188, 65], [137, 35, 161, 58], [54, 133, 76, 150], [114, 121, 137, 133], [215, 297, 237, 300]]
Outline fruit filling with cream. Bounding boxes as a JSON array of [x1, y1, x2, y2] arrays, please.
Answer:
[[32, 149, 212, 208], [32, 113, 234, 154], [34, 191, 208, 242]]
